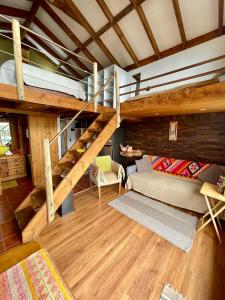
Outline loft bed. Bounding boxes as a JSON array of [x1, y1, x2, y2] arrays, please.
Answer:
[[0, 60, 86, 100], [0, 15, 110, 115]]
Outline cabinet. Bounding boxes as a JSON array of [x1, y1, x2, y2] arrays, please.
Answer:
[[0, 154, 26, 181], [81, 65, 132, 108]]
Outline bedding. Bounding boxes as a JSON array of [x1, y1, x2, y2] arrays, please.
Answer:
[[0, 248, 73, 299], [0, 60, 86, 100], [126, 171, 207, 213], [127, 155, 225, 217]]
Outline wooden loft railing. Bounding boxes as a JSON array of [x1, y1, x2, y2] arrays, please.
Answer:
[[119, 54, 225, 97], [0, 15, 98, 111]]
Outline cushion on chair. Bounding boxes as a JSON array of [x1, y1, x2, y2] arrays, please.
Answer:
[[95, 155, 112, 172], [101, 171, 118, 183]]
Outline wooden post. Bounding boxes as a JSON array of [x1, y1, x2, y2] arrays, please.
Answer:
[[93, 62, 98, 112], [43, 138, 54, 223], [12, 19, 25, 101], [115, 70, 120, 128]]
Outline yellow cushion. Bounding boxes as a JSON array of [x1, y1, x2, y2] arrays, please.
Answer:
[[0, 241, 42, 273], [95, 155, 112, 172]]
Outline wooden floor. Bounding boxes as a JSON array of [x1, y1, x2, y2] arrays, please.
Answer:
[[38, 185, 225, 300]]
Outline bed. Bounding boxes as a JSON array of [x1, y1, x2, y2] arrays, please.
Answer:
[[0, 60, 86, 100]]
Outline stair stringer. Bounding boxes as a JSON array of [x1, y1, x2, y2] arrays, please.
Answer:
[[14, 113, 111, 214], [20, 113, 117, 242]]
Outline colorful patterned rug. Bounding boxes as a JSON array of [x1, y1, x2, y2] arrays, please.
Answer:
[[0, 248, 73, 300], [151, 156, 210, 178]]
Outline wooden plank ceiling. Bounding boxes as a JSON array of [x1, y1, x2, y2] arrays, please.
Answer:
[[0, 0, 224, 78]]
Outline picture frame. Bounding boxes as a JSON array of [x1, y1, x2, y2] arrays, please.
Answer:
[[169, 121, 178, 141]]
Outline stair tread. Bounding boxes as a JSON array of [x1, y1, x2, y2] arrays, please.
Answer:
[[52, 175, 63, 188], [79, 138, 95, 142], [30, 189, 46, 209], [59, 161, 74, 169], [88, 128, 101, 132], [15, 206, 36, 232]]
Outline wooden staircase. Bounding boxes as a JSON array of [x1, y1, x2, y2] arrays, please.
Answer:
[[14, 112, 117, 243]]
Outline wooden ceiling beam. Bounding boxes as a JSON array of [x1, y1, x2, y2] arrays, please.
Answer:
[[0, 5, 29, 19], [21, 0, 43, 40], [63, 0, 120, 66], [130, 0, 160, 59], [218, 0, 224, 35], [27, 33, 82, 79], [0, 22, 12, 30], [41, 1, 103, 69], [120, 82, 225, 117], [63, 0, 146, 64], [172, 0, 186, 48], [96, 0, 139, 67], [33, 17, 91, 74], [125, 26, 225, 71], [0, 107, 58, 117]]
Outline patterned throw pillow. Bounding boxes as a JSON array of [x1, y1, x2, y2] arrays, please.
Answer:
[[151, 155, 210, 179]]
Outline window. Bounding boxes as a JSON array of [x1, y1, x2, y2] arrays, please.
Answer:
[[0, 122, 11, 145]]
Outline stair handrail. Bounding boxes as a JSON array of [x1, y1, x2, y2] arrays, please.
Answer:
[[49, 75, 115, 146]]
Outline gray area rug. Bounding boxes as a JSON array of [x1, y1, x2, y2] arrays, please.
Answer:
[[160, 284, 186, 300], [109, 191, 197, 252]]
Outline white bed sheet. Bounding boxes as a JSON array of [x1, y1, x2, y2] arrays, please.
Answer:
[[0, 60, 86, 100]]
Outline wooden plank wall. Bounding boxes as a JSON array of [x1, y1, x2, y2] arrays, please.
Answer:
[[124, 112, 225, 165], [28, 115, 58, 185]]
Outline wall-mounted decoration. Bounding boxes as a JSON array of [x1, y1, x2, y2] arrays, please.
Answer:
[[169, 121, 178, 141]]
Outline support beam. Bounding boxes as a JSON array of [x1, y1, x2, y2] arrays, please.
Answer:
[[12, 19, 25, 101], [172, 0, 186, 48], [0, 107, 58, 117], [0, 5, 29, 18], [120, 82, 225, 117], [64, 0, 120, 66], [0, 84, 114, 113], [125, 26, 225, 71], [130, 0, 160, 58], [59, 0, 146, 65], [33, 17, 91, 74], [115, 71, 121, 128], [97, 0, 139, 67], [27, 30, 82, 79], [21, 0, 43, 40], [41, 1, 103, 69], [43, 138, 54, 223], [93, 62, 98, 112], [218, 0, 224, 35]]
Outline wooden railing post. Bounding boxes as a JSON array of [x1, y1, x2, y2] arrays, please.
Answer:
[[93, 62, 98, 112], [115, 71, 120, 128], [12, 19, 24, 101], [43, 138, 54, 223]]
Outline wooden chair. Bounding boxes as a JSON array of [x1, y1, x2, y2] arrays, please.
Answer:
[[90, 155, 125, 200]]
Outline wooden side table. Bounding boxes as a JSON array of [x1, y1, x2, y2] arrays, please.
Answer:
[[198, 182, 225, 244]]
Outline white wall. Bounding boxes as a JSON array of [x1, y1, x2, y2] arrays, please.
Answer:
[[125, 35, 225, 98]]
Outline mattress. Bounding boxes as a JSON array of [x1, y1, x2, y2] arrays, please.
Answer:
[[126, 171, 208, 213], [0, 60, 86, 100]]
